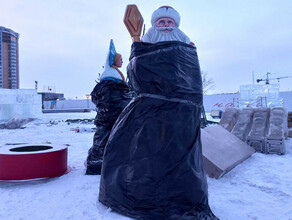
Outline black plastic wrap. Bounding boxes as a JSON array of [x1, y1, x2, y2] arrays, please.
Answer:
[[85, 80, 132, 175], [99, 41, 218, 219]]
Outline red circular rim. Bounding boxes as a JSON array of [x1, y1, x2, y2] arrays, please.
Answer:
[[0, 166, 72, 183], [0, 144, 71, 182]]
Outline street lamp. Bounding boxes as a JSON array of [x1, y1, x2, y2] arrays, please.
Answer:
[[86, 94, 90, 108]]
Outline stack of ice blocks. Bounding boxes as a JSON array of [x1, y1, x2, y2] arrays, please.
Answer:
[[218, 108, 238, 132], [288, 112, 292, 138], [265, 107, 288, 154], [246, 108, 270, 153], [231, 108, 255, 142], [0, 88, 42, 122]]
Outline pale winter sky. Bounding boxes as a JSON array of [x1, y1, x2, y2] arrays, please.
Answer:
[[1, 0, 292, 99]]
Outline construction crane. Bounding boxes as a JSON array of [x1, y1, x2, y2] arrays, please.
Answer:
[[256, 72, 292, 84]]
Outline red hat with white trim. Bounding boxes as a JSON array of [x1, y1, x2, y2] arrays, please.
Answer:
[[151, 6, 181, 27]]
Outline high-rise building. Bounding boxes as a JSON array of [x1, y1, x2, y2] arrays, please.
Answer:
[[0, 26, 19, 89]]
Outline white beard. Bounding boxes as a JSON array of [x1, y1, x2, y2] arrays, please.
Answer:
[[142, 26, 191, 44]]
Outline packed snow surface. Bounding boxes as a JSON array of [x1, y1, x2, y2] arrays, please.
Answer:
[[0, 112, 291, 220]]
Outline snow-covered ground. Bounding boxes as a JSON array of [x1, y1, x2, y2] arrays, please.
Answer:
[[0, 112, 291, 220]]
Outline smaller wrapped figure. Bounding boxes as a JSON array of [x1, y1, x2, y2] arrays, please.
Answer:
[[85, 40, 132, 175]]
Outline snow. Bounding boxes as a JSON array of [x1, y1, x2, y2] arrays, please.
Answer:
[[1, 112, 292, 220]]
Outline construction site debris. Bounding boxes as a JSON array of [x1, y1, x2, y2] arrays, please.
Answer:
[[71, 127, 96, 133], [0, 118, 34, 129], [65, 119, 95, 124]]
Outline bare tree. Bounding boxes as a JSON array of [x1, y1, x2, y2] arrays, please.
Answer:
[[201, 71, 215, 94]]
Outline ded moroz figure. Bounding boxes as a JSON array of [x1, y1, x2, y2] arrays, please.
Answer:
[[99, 6, 219, 220], [142, 6, 194, 45]]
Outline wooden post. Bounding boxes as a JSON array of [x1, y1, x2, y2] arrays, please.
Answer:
[[124, 5, 144, 42]]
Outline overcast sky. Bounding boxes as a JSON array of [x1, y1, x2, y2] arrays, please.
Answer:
[[1, 0, 292, 99]]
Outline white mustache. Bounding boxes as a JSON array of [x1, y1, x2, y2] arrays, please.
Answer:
[[156, 26, 175, 32], [142, 26, 191, 44]]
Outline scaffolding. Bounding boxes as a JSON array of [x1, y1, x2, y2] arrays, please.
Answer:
[[233, 96, 267, 108], [240, 84, 283, 108]]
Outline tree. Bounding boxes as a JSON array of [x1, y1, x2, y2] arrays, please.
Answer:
[[201, 71, 215, 94]]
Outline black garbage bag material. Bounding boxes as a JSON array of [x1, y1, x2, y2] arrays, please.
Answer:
[[86, 80, 132, 175], [99, 41, 218, 219]]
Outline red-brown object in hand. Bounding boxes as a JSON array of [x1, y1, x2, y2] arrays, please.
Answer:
[[124, 5, 144, 42]]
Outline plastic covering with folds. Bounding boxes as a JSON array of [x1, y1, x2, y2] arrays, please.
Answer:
[[231, 108, 254, 141], [247, 108, 270, 139], [219, 108, 238, 131], [267, 107, 287, 139], [99, 41, 218, 220], [85, 80, 132, 175]]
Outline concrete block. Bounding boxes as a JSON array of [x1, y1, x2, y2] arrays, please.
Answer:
[[201, 125, 255, 179]]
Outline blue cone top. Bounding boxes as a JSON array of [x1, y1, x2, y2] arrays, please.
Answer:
[[108, 39, 117, 66]]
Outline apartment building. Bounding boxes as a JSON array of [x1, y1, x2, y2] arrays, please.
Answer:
[[0, 26, 19, 89]]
